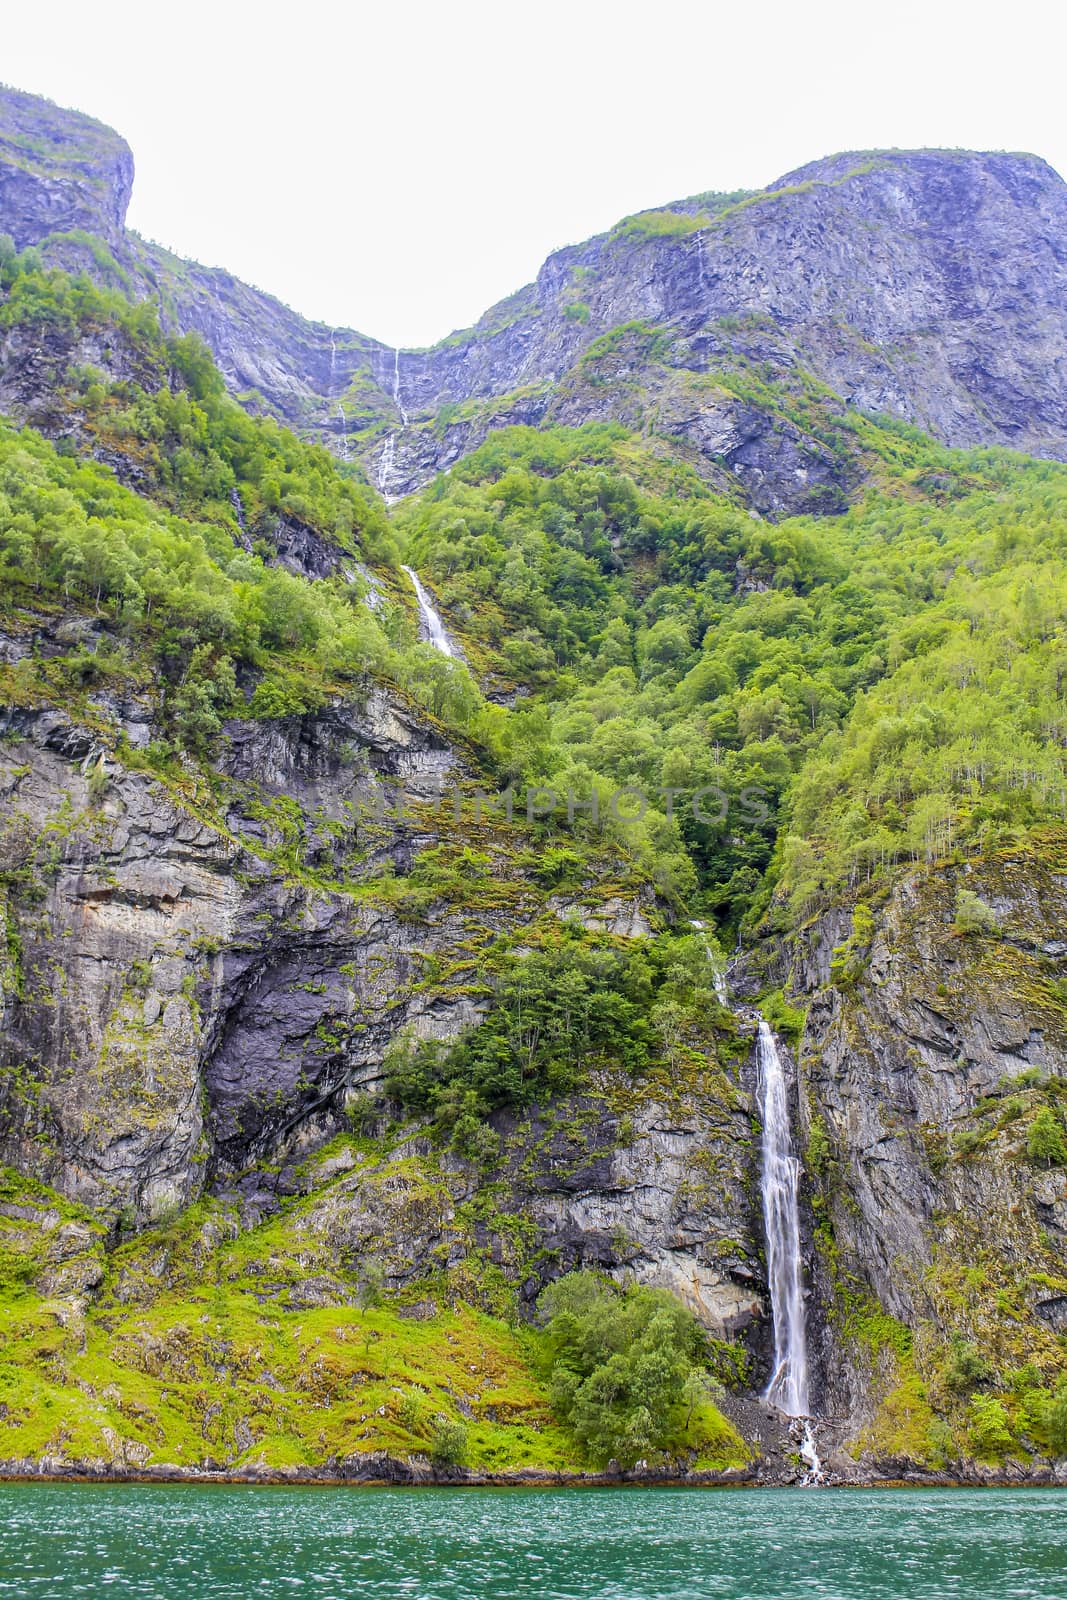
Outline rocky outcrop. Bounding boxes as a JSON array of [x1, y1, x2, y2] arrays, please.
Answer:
[[0, 680, 470, 1220], [0, 88, 133, 250], [293, 1081, 764, 1345], [0, 636, 768, 1362]]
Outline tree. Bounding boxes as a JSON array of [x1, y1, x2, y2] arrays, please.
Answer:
[[967, 1395, 1013, 1460], [953, 887, 999, 936], [1027, 1108, 1067, 1167], [428, 1415, 468, 1468], [537, 1272, 710, 1467], [1044, 1384, 1067, 1457]]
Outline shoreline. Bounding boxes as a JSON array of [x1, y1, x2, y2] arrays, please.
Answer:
[[2, 1454, 1065, 1491]]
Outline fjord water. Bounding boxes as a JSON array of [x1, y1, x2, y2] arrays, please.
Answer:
[[2, 1486, 1066, 1600]]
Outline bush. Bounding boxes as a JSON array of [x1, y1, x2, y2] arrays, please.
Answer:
[[1027, 1107, 1067, 1167], [829, 903, 875, 987], [941, 1336, 992, 1393], [428, 1415, 468, 1468], [953, 887, 999, 936], [1045, 1384, 1067, 1457], [967, 1394, 1013, 1460], [537, 1272, 711, 1468]]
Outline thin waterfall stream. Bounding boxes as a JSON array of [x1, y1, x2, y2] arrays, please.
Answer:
[[401, 565, 457, 657], [692, 922, 823, 1482], [377, 347, 408, 500]]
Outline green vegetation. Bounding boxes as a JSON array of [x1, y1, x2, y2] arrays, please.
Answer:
[[0, 247, 524, 755], [384, 928, 733, 1149], [398, 411, 1067, 934], [0, 1164, 576, 1473], [4, 211, 1067, 1480], [607, 190, 755, 242], [537, 1271, 746, 1468], [1027, 1107, 1067, 1166]]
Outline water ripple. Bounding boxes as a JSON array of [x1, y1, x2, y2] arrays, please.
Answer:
[[1, 1485, 1066, 1600]]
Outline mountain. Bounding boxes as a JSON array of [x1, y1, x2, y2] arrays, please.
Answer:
[[5, 87, 1067, 510], [2, 85, 1067, 1486]]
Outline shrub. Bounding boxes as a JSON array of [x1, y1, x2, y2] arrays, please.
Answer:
[[428, 1415, 468, 1467], [345, 1090, 380, 1136], [1027, 1107, 1067, 1167], [967, 1394, 1013, 1460], [759, 988, 807, 1045], [537, 1271, 711, 1468], [357, 1260, 386, 1308], [1044, 1384, 1067, 1457], [941, 1336, 992, 1393], [953, 887, 999, 936]]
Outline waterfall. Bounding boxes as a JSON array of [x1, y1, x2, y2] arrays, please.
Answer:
[[401, 565, 456, 657], [757, 1019, 824, 1480], [376, 349, 409, 503], [229, 489, 253, 553], [691, 920, 823, 1480], [690, 919, 730, 1004], [757, 1019, 810, 1418], [393, 346, 408, 426], [694, 232, 709, 302], [337, 402, 348, 463], [377, 435, 397, 498]]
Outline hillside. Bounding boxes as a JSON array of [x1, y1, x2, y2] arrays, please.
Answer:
[[2, 86, 1067, 1485]]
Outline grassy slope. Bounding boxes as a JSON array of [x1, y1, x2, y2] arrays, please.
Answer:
[[0, 1151, 747, 1475]]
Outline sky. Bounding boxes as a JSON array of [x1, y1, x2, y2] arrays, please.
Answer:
[[4, 0, 1067, 347]]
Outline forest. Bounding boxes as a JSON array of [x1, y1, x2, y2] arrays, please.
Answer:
[[2, 235, 1067, 944]]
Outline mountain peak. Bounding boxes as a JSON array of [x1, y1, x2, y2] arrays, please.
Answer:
[[0, 83, 133, 249]]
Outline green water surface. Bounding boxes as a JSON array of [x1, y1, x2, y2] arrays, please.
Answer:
[[1, 1484, 1065, 1599]]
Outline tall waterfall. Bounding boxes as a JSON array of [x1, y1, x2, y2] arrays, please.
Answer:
[[377, 435, 397, 498], [692, 920, 823, 1479], [392, 346, 409, 426], [377, 349, 409, 502], [757, 1019, 823, 1479], [757, 1020, 810, 1417], [401, 565, 456, 657]]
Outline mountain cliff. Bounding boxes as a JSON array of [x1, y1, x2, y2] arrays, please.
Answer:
[[2, 86, 1067, 1486], [5, 88, 1067, 510]]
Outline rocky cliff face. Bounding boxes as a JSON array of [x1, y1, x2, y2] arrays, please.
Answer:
[[4, 87, 1067, 514], [0, 607, 767, 1358], [5, 84, 1067, 1482], [0, 88, 133, 250], [0, 674, 462, 1222], [729, 838, 1067, 1463]]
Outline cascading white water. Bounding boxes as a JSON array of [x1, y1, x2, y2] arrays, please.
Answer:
[[377, 349, 409, 502], [378, 435, 397, 497], [694, 232, 709, 299], [401, 565, 455, 657], [757, 1019, 810, 1418], [691, 919, 823, 1480], [757, 1019, 824, 1480], [392, 346, 409, 426], [690, 919, 730, 1004]]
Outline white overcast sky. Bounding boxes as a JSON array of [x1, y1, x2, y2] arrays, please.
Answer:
[[4, 0, 1066, 347]]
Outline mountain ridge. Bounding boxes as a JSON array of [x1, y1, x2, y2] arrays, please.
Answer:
[[4, 86, 1067, 511]]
